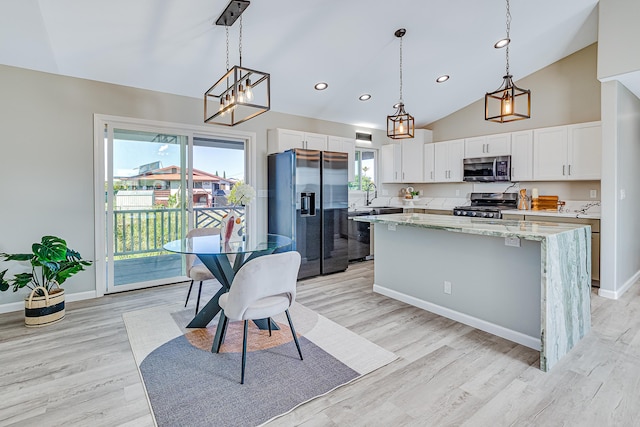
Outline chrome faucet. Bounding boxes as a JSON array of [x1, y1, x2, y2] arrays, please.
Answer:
[[365, 183, 377, 206]]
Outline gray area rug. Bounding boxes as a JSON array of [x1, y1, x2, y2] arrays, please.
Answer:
[[123, 303, 397, 427], [140, 335, 357, 427]]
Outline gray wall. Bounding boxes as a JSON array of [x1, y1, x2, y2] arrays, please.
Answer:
[[0, 63, 385, 306], [597, 0, 640, 80], [427, 43, 600, 141], [600, 80, 640, 296]]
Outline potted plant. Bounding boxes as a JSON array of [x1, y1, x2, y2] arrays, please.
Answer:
[[0, 235, 92, 327]]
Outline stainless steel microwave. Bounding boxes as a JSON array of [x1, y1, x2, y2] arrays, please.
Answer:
[[462, 155, 511, 182]]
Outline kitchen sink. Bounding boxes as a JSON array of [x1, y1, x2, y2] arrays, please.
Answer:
[[348, 206, 403, 216]]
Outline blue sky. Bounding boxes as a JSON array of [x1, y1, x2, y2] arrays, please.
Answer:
[[113, 139, 244, 180]]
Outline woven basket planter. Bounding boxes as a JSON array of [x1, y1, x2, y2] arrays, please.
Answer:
[[24, 285, 65, 328]]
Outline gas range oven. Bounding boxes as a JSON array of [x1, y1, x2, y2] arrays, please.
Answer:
[[452, 192, 518, 219]]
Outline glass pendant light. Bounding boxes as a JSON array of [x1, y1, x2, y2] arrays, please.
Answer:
[[485, 0, 531, 123], [387, 28, 414, 139]]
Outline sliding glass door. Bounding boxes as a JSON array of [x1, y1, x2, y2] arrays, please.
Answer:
[[105, 127, 188, 292], [97, 119, 249, 294]]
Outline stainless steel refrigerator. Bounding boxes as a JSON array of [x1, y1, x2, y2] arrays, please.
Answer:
[[268, 149, 348, 279]]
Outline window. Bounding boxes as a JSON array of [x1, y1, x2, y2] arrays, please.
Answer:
[[349, 149, 376, 191]]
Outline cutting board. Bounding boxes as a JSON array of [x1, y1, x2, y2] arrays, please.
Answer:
[[532, 195, 559, 211]]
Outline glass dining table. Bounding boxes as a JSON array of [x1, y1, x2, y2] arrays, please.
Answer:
[[163, 233, 292, 352]]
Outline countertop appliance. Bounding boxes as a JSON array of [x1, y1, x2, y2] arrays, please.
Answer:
[[268, 149, 348, 279], [463, 155, 511, 182], [453, 192, 518, 219]]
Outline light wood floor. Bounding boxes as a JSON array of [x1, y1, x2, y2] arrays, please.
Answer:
[[1, 261, 638, 426]]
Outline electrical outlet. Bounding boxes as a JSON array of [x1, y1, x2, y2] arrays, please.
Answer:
[[419, 190, 423, 196], [620, 189, 626, 200], [455, 189, 460, 196], [258, 189, 268, 198], [505, 237, 521, 247], [444, 281, 452, 294], [382, 190, 389, 196], [590, 190, 597, 199]]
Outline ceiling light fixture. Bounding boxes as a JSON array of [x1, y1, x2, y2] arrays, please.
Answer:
[[359, 94, 371, 101], [494, 38, 510, 49], [436, 75, 450, 83], [485, 0, 530, 123], [387, 28, 414, 139], [314, 82, 328, 90], [204, 0, 270, 126]]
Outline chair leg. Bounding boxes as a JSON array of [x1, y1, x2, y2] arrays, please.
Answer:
[[195, 281, 203, 314], [268, 317, 272, 336], [185, 280, 194, 307], [241, 320, 248, 384], [285, 309, 303, 361]]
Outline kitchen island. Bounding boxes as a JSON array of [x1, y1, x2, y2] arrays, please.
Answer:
[[354, 213, 591, 371]]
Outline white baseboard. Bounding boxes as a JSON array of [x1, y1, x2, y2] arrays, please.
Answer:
[[0, 290, 98, 314], [598, 269, 640, 300], [373, 284, 541, 351]]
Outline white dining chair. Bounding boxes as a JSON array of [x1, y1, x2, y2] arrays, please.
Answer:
[[217, 251, 303, 384], [184, 227, 220, 314]]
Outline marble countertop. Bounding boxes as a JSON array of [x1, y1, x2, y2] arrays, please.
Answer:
[[501, 209, 601, 219], [354, 213, 591, 241]]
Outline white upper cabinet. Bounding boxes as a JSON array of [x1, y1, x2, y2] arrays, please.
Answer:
[[533, 126, 568, 180], [423, 143, 435, 182], [533, 122, 601, 181], [327, 136, 356, 181], [381, 129, 432, 183], [567, 122, 601, 180], [464, 133, 511, 158], [268, 129, 327, 153], [401, 138, 424, 183], [381, 143, 403, 183], [434, 139, 464, 182], [510, 130, 534, 181]]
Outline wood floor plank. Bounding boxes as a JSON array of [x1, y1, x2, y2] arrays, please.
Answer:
[[1, 260, 639, 426]]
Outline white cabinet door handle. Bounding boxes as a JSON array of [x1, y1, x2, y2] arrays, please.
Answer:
[[568, 165, 571, 175], [562, 165, 566, 175]]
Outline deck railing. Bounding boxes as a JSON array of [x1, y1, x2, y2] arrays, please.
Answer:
[[112, 206, 245, 257]]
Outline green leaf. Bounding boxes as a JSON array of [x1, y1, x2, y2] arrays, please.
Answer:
[[32, 236, 67, 264], [0, 270, 9, 291], [1, 253, 33, 262]]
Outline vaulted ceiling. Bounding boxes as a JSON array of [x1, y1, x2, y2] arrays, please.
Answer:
[[0, 0, 599, 129]]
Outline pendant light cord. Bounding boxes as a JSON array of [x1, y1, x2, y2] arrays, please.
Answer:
[[239, 15, 243, 68], [399, 34, 404, 104], [505, 0, 511, 76], [225, 25, 230, 72]]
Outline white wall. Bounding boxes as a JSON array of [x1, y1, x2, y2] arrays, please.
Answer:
[[0, 64, 385, 308], [599, 80, 640, 298]]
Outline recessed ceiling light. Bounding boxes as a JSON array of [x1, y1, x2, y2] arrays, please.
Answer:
[[494, 38, 510, 49], [359, 94, 371, 101], [314, 82, 328, 90], [436, 75, 450, 83]]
